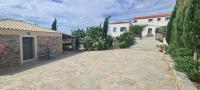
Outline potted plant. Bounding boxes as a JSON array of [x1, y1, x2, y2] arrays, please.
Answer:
[[156, 44, 164, 53]]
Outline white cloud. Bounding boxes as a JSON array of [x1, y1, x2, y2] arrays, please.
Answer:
[[0, 0, 176, 34]]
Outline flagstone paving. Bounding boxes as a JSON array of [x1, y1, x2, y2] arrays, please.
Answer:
[[0, 38, 176, 90]]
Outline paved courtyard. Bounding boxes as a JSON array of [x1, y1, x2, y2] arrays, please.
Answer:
[[0, 38, 176, 90]]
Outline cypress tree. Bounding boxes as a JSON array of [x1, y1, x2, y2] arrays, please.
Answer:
[[182, 0, 200, 59], [103, 16, 111, 38], [169, 0, 185, 47], [102, 16, 111, 49], [51, 18, 57, 31], [168, 0, 200, 59], [166, 1, 177, 44]]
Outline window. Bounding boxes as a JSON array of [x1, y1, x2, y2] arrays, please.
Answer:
[[148, 19, 153, 22], [165, 17, 170, 21], [155, 28, 160, 33], [148, 28, 152, 33], [120, 27, 127, 32], [113, 27, 117, 33], [134, 20, 137, 23], [157, 18, 161, 21]]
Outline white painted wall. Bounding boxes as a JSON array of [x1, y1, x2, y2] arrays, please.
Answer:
[[142, 25, 156, 37], [132, 16, 170, 38], [109, 23, 130, 37], [108, 15, 170, 38], [132, 16, 169, 26]]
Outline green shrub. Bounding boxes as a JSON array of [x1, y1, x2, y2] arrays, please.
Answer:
[[107, 35, 113, 48], [83, 36, 93, 51], [112, 37, 119, 48], [165, 45, 193, 58], [174, 48, 193, 57], [71, 28, 86, 40], [117, 32, 135, 48], [174, 57, 200, 83], [165, 44, 177, 55], [92, 37, 107, 51], [83, 27, 114, 51], [130, 25, 145, 37]]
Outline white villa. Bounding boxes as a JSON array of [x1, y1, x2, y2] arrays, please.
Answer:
[[109, 12, 171, 38], [108, 22, 131, 37]]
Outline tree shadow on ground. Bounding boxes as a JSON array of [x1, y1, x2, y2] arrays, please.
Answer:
[[0, 51, 84, 75]]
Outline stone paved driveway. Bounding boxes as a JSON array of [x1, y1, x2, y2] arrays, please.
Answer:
[[0, 38, 176, 90]]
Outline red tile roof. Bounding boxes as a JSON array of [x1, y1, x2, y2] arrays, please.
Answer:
[[0, 19, 62, 33], [110, 22, 130, 24], [134, 12, 171, 20]]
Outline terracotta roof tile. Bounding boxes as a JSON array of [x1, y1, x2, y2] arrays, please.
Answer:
[[134, 12, 171, 19], [110, 22, 130, 24], [0, 19, 61, 33]]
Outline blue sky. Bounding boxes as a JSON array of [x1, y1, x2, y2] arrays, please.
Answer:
[[0, 0, 176, 34]]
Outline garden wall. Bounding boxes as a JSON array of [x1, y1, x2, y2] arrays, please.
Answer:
[[164, 55, 198, 90], [0, 34, 21, 67]]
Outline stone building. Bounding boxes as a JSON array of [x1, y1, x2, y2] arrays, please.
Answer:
[[0, 19, 62, 67]]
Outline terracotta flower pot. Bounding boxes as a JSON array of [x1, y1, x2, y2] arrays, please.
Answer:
[[157, 47, 163, 53]]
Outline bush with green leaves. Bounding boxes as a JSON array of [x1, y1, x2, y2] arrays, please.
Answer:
[[107, 35, 113, 48], [165, 44, 176, 55], [117, 32, 135, 48], [165, 45, 193, 58], [130, 25, 145, 37], [92, 37, 107, 50], [83, 27, 102, 50], [83, 26, 113, 51], [112, 37, 119, 48], [174, 57, 200, 84], [166, 45, 200, 87], [83, 36, 93, 50], [173, 48, 193, 57], [71, 28, 86, 43], [71, 28, 86, 38]]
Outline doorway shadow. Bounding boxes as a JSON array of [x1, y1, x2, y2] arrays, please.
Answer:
[[0, 50, 84, 75]]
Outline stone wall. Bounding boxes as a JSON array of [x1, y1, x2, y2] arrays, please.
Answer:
[[164, 55, 198, 90], [0, 34, 62, 67], [37, 36, 62, 59], [0, 34, 20, 67]]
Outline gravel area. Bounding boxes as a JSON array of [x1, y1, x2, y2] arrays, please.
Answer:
[[0, 38, 176, 90]]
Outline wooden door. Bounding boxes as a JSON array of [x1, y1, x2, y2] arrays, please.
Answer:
[[22, 37, 34, 61]]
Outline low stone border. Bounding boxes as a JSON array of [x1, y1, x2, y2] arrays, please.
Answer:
[[164, 54, 198, 90]]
